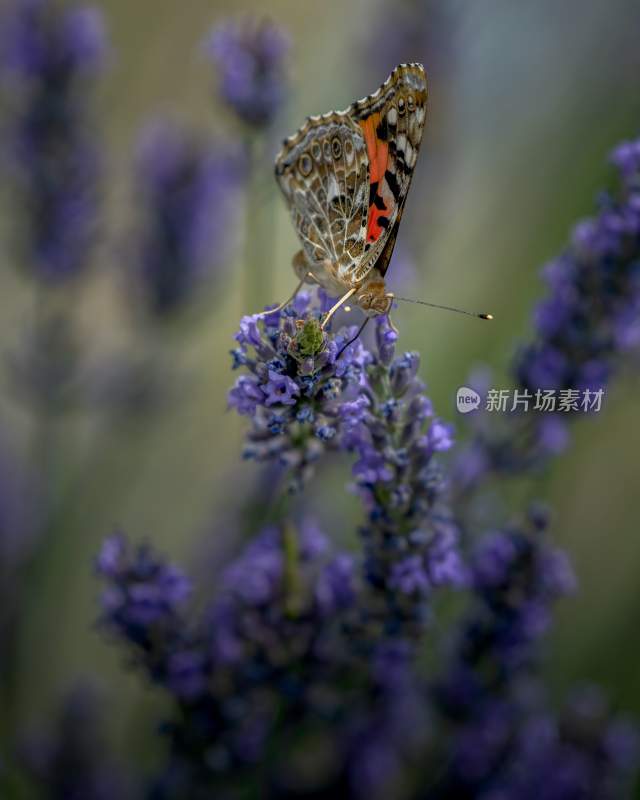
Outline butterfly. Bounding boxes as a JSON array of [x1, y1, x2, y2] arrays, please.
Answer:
[[272, 63, 427, 327]]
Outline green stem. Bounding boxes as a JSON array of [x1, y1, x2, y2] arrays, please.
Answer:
[[243, 133, 277, 313], [282, 519, 303, 619]]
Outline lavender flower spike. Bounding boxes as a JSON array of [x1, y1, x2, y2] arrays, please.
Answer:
[[1, 0, 107, 282], [228, 293, 370, 491], [204, 17, 290, 128], [457, 134, 640, 488], [96, 532, 191, 657], [131, 120, 240, 318], [342, 316, 466, 631]]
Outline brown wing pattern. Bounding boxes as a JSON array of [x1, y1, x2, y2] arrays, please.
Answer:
[[275, 115, 370, 286], [275, 63, 427, 290]]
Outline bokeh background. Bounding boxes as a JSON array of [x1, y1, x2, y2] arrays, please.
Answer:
[[2, 0, 640, 786]]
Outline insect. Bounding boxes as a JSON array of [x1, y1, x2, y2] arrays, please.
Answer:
[[265, 63, 491, 331]]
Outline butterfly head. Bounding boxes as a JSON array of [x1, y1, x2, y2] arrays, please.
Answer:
[[354, 270, 394, 317]]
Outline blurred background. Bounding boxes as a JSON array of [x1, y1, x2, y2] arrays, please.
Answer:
[[1, 0, 640, 784]]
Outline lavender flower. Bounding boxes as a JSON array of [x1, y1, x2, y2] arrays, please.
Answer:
[[341, 317, 467, 630], [515, 136, 640, 395], [228, 293, 370, 491], [97, 522, 380, 797], [1, 0, 106, 282], [204, 17, 289, 128], [96, 532, 192, 657], [230, 306, 465, 631], [457, 135, 640, 489], [485, 689, 639, 800], [429, 511, 581, 795], [130, 121, 240, 318]]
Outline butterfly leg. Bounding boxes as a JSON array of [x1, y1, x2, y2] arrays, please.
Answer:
[[321, 287, 358, 330], [255, 277, 307, 317], [385, 293, 399, 334]]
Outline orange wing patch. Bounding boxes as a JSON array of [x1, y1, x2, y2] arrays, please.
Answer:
[[360, 113, 388, 183], [359, 114, 392, 244]]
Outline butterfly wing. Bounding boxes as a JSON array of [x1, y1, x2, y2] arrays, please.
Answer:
[[275, 63, 427, 289], [351, 62, 427, 282], [275, 113, 370, 289]]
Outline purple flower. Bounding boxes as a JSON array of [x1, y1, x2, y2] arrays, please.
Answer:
[[375, 316, 398, 366], [166, 650, 209, 700], [426, 523, 469, 587], [131, 120, 240, 317], [315, 554, 356, 613], [426, 419, 455, 452], [1, 0, 107, 282], [389, 555, 430, 595], [263, 369, 300, 406], [611, 138, 640, 180], [458, 135, 640, 490], [481, 692, 639, 800], [228, 374, 264, 416], [96, 533, 191, 649], [204, 17, 289, 128], [516, 138, 640, 392], [2, 0, 106, 77], [236, 314, 263, 348], [221, 528, 283, 605], [228, 294, 369, 491], [95, 531, 125, 577]]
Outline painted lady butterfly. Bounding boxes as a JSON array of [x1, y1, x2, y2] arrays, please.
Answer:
[[273, 63, 427, 325]]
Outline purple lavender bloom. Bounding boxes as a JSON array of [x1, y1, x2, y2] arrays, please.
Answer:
[[228, 294, 370, 491], [97, 520, 375, 796], [483, 689, 639, 800], [263, 369, 300, 406], [211, 519, 357, 666], [457, 136, 640, 490], [514, 135, 640, 404], [96, 533, 191, 651], [204, 17, 289, 128], [426, 512, 589, 796], [131, 121, 240, 317], [1, 0, 106, 282], [389, 555, 430, 595], [227, 374, 263, 415], [611, 138, 640, 185], [165, 650, 209, 701], [316, 554, 357, 614], [339, 317, 465, 629]]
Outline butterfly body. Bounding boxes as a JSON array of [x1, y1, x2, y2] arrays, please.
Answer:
[[275, 63, 427, 317]]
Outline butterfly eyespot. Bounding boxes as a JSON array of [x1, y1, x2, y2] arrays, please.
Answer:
[[397, 97, 406, 115], [331, 137, 342, 159], [298, 153, 313, 176], [323, 140, 332, 161], [311, 142, 322, 161], [407, 95, 416, 112]]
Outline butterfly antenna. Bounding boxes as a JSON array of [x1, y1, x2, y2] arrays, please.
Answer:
[[394, 296, 493, 320], [336, 318, 370, 360]]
